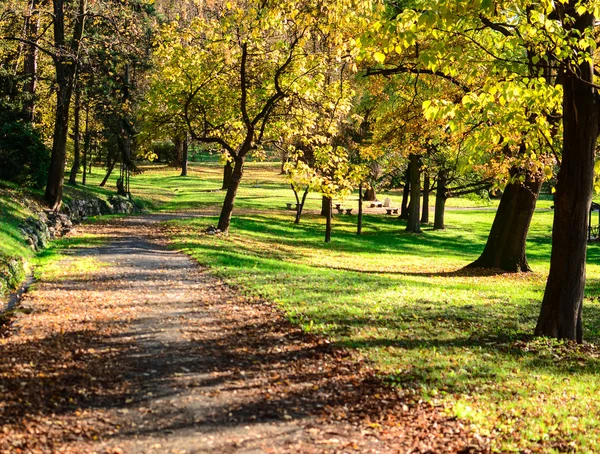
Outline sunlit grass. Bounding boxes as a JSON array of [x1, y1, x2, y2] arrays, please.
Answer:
[[150, 161, 600, 452]]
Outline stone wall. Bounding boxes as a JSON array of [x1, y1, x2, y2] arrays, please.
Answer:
[[1, 194, 139, 303]]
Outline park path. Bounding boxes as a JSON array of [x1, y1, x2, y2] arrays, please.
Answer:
[[0, 215, 487, 454]]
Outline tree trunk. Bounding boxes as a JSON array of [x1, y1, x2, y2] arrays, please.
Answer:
[[181, 135, 188, 176], [45, 77, 73, 209], [421, 171, 430, 224], [400, 168, 410, 220], [466, 173, 542, 272], [321, 195, 332, 217], [82, 101, 89, 185], [222, 163, 233, 190], [364, 187, 376, 202], [325, 196, 332, 243], [434, 171, 447, 230], [405, 154, 421, 233], [217, 158, 244, 233], [44, 0, 86, 210], [173, 136, 183, 167], [357, 183, 363, 236], [294, 187, 309, 224], [22, 0, 39, 122], [99, 158, 116, 187], [68, 84, 81, 185], [535, 7, 599, 342]]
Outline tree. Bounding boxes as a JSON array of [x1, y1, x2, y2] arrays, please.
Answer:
[[148, 0, 375, 233], [44, 0, 86, 209], [535, 1, 599, 342]]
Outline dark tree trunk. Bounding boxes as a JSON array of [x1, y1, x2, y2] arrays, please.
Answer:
[[82, 101, 89, 185], [321, 195, 332, 217], [405, 154, 421, 233], [357, 183, 363, 236], [44, 0, 86, 210], [222, 163, 233, 190], [68, 85, 81, 185], [400, 168, 410, 220], [535, 7, 599, 342], [22, 0, 39, 122], [293, 187, 309, 224], [181, 136, 188, 177], [363, 187, 376, 202], [421, 171, 430, 224], [325, 196, 332, 243], [467, 172, 542, 272], [45, 78, 73, 208], [99, 158, 116, 187], [173, 136, 183, 167], [217, 158, 244, 232], [434, 171, 447, 230]]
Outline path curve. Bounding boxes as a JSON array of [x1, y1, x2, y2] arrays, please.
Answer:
[[0, 215, 488, 453]]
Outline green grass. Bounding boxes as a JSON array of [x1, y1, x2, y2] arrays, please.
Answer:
[[142, 161, 600, 452]]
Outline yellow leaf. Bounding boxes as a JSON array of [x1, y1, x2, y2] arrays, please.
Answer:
[[373, 52, 386, 64]]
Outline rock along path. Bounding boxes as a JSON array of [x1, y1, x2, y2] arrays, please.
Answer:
[[0, 215, 488, 454]]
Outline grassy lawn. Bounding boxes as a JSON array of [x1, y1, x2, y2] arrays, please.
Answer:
[[138, 161, 600, 452]]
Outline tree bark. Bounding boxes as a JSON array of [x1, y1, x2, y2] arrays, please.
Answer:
[[44, 0, 86, 210], [466, 172, 542, 272], [434, 170, 447, 230], [421, 171, 430, 224], [293, 187, 309, 224], [82, 101, 89, 185], [68, 84, 81, 185], [99, 158, 116, 187], [405, 154, 421, 233], [321, 195, 332, 217], [222, 163, 233, 190], [325, 196, 332, 243], [181, 135, 188, 176], [357, 183, 363, 236], [217, 158, 244, 232], [22, 0, 39, 122], [400, 168, 410, 220], [363, 187, 376, 202], [535, 6, 599, 342]]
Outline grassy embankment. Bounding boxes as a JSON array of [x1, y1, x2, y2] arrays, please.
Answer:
[[139, 160, 599, 452]]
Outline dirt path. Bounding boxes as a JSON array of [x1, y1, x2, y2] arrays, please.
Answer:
[[0, 215, 488, 453]]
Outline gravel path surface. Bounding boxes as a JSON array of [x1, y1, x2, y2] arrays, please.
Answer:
[[0, 215, 488, 453]]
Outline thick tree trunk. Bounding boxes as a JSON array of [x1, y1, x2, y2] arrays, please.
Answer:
[[357, 183, 363, 236], [44, 78, 73, 209], [535, 9, 599, 342], [321, 195, 332, 217], [363, 187, 376, 202], [222, 163, 233, 190], [181, 136, 188, 177], [466, 173, 542, 272], [421, 171, 430, 224], [434, 171, 447, 230], [68, 85, 81, 185], [44, 0, 86, 210], [405, 154, 421, 233], [217, 158, 244, 233], [400, 168, 410, 220], [173, 136, 183, 167], [325, 197, 332, 243]]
